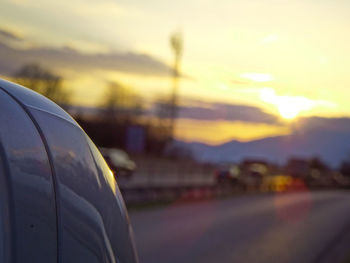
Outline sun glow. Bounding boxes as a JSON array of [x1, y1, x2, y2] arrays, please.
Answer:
[[260, 88, 313, 120], [241, 73, 273, 82], [175, 119, 291, 144], [278, 103, 302, 119]]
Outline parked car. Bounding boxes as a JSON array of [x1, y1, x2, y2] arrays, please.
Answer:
[[0, 79, 138, 263], [99, 148, 136, 178], [215, 164, 241, 186]]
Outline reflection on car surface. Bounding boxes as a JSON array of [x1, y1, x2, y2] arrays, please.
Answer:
[[99, 148, 136, 178]]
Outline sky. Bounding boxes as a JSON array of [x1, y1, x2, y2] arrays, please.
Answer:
[[1, 0, 350, 144]]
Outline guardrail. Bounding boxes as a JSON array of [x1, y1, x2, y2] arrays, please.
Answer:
[[118, 173, 350, 205]]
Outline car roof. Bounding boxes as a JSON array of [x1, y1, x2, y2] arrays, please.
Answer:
[[0, 78, 76, 125]]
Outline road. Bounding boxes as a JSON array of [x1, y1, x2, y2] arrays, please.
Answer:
[[129, 191, 350, 263]]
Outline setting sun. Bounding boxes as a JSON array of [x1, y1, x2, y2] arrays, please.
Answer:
[[278, 103, 302, 120], [260, 88, 314, 120]]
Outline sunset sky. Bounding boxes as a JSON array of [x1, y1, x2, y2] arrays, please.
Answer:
[[1, 0, 350, 144]]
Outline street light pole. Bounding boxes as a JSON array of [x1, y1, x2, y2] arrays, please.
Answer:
[[169, 31, 183, 140]]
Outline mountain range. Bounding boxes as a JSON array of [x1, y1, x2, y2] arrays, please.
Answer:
[[176, 117, 350, 168]]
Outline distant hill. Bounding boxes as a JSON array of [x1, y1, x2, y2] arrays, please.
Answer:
[[176, 117, 350, 168]]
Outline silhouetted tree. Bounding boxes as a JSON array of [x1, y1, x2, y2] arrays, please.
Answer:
[[340, 157, 350, 176], [12, 64, 70, 106], [100, 81, 143, 121], [309, 157, 329, 171]]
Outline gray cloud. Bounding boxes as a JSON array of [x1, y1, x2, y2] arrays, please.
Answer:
[[0, 34, 174, 77], [0, 29, 23, 42], [72, 99, 280, 125], [292, 117, 350, 133], [177, 101, 279, 124]]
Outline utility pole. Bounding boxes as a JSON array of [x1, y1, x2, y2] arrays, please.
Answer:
[[169, 31, 183, 140]]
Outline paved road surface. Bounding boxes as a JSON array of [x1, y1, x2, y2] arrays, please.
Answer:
[[130, 191, 350, 263]]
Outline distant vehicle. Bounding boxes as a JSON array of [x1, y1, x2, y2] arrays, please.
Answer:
[[215, 164, 241, 186], [0, 79, 138, 263], [261, 175, 293, 192], [100, 148, 136, 177], [240, 160, 269, 190]]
